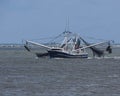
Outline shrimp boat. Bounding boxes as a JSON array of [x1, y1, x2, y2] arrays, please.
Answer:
[[24, 31, 112, 58]]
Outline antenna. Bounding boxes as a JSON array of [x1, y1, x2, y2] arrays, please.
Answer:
[[65, 16, 70, 32]]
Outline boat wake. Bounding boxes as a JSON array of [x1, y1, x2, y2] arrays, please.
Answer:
[[88, 56, 120, 60]]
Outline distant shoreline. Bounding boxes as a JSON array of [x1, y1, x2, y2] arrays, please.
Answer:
[[0, 43, 120, 48], [0, 44, 23, 48]]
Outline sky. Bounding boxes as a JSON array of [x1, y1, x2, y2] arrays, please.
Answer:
[[0, 0, 120, 44]]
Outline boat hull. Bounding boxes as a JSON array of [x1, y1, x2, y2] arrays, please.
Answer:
[[48, 50, 88, 58]]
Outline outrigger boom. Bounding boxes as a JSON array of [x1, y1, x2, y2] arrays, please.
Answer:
[[26, 40, 51, 49], [80, 41, 110, 50]]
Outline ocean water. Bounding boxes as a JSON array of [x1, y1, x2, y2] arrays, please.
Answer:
[[0, 47, 120, 96]]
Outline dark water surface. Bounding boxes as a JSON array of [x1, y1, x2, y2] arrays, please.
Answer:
[[0, 48, 120, 96]]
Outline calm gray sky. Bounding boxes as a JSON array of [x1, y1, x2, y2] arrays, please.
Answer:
[[0, 0, 120, 43]]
